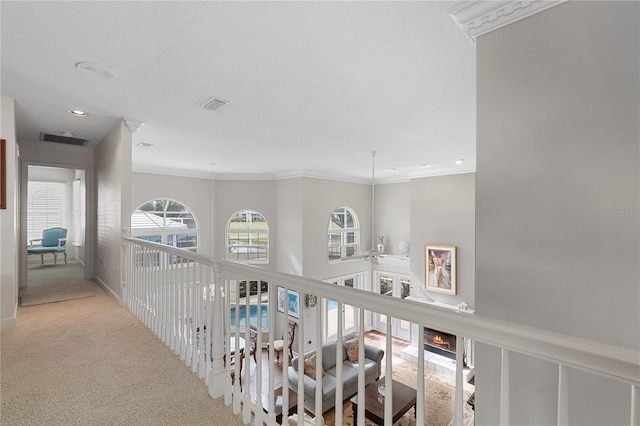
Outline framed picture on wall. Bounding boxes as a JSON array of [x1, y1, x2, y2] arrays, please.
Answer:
[[424, 244, 457, 295], [277, 287, 300, 318]]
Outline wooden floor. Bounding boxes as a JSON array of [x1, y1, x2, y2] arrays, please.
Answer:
[[243, 330, 409, 395]]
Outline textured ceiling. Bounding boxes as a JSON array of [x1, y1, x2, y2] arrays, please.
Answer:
[[1, 1, 475, 183]]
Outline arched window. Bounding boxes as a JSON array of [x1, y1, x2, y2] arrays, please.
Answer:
[[131, 199, 198, 252], [226, 209, 269, 263], [328, 206, 359, 261]]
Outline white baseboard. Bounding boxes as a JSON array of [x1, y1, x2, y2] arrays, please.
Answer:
[[1, 317, 17, 329], [94, 276, 121, 305]]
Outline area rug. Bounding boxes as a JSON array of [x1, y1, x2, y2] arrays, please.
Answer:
[[321, 359, 474, 426], [20, 262, 96, 307]]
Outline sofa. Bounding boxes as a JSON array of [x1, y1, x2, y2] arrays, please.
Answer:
[[287, 336, 384, 415]]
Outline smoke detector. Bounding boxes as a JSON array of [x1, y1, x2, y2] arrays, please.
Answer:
[[198, 97, 229, 112]]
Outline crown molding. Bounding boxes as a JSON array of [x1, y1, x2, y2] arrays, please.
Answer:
[[407, 166, 476, 180], [132, 166, 215, 179], [123, 117, 145, 134], [274, 170, 370, 185], [448, 0, 567, 41], [132, 166, 476, 183]]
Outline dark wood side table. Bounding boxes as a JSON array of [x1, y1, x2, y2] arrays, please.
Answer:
[[350, 378, 417, 426]]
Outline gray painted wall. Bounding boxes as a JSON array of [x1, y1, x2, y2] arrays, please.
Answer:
[[410, 173, 475, 308], [276, 177, 304, 276], [0, 97, 18, 328], [475, 2, 639, 424], [95, 121, 132, 301], [132, 172, 215, 257], [375, 181, 410, 257], [301, 177, 371, 281], [216, 180, 278, 271]]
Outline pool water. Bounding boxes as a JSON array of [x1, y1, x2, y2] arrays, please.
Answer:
[[230, 304, 268, 328]]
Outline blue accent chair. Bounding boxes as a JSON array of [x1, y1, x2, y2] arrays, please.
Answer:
[[28, 227, 68, 265]]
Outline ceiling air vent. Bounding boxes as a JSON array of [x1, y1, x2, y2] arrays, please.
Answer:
[[40, 132, 90, 146], [199, 97, 228, 112]]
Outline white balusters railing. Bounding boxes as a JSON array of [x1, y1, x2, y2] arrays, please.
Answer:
[[124, 237, 639, 425]]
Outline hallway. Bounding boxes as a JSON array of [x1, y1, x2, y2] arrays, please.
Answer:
[[1, 284, 244, 426]]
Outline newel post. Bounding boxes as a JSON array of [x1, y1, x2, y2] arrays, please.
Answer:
[[208, 267, 225, 399]]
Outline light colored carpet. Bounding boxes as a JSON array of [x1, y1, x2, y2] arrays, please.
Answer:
[[20, 261, 95, 306], [1, 285, 245, 425], [322, 358, 475, 426]]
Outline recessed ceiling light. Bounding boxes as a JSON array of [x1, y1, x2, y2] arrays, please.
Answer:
[[455, 159, 465, 165], [61, 131, 75, 137], [136, 142, 154, 149], [76, 62, 119, 79], [420, 164, 432, 168], [69, 110, 88, 117]]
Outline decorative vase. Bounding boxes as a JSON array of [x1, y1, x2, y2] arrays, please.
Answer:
[[377, 236, 385, 254]]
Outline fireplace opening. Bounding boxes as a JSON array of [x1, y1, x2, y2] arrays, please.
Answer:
[[424, 327, 466, 365]]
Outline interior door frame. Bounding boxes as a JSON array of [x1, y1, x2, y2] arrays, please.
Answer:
[[20, 160, 94, 286]]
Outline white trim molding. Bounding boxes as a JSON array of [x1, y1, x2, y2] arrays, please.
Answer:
[[448, 0, 567, 41], [132, 166, 476, 184]]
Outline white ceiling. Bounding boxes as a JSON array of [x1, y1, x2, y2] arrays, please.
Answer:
[[1, 1, 476, 183]]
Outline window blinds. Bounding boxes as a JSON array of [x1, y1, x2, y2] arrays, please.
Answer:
[[27, 181, 66, 242]]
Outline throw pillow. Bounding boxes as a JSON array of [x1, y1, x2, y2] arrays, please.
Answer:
[[303, 354, 325, 379], [344, 337, 359, 362]]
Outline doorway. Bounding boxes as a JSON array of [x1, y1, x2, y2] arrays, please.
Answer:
[[374, 271, 411, 340], [323, 272, 366, 342], [19, 164, 93, 305]]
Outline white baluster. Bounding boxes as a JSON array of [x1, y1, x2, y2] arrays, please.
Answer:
[[315, 293, 323, 425], [385, 316, 393, 425], [297, 289, 305, 424], [416, 326, 425, 424], [267, 283, 276, 425], [232, 275, 242, 414], [208, 268, 226, 399], [242, 277, 252, 424], [455, 334, 464, 426], [557, 364, 568, 426], [500, 348, 510, 425], [335, 300, 343, 426], [255, 282, 263, 426], [632, 384, 639, 426], [198, 267, 207, 379], [357, 308, 365, 426]]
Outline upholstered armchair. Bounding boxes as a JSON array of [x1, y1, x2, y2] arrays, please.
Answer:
[[27, 227, 68, 265]]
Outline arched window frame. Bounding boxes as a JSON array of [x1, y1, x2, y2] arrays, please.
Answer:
[[131, 199, 199, 253], [328, 206, 360, 262], [226, 209, 269, 264]]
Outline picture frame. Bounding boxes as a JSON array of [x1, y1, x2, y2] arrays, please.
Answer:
[[424, 244, 457, 295], [277, 287, 300, 318]]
